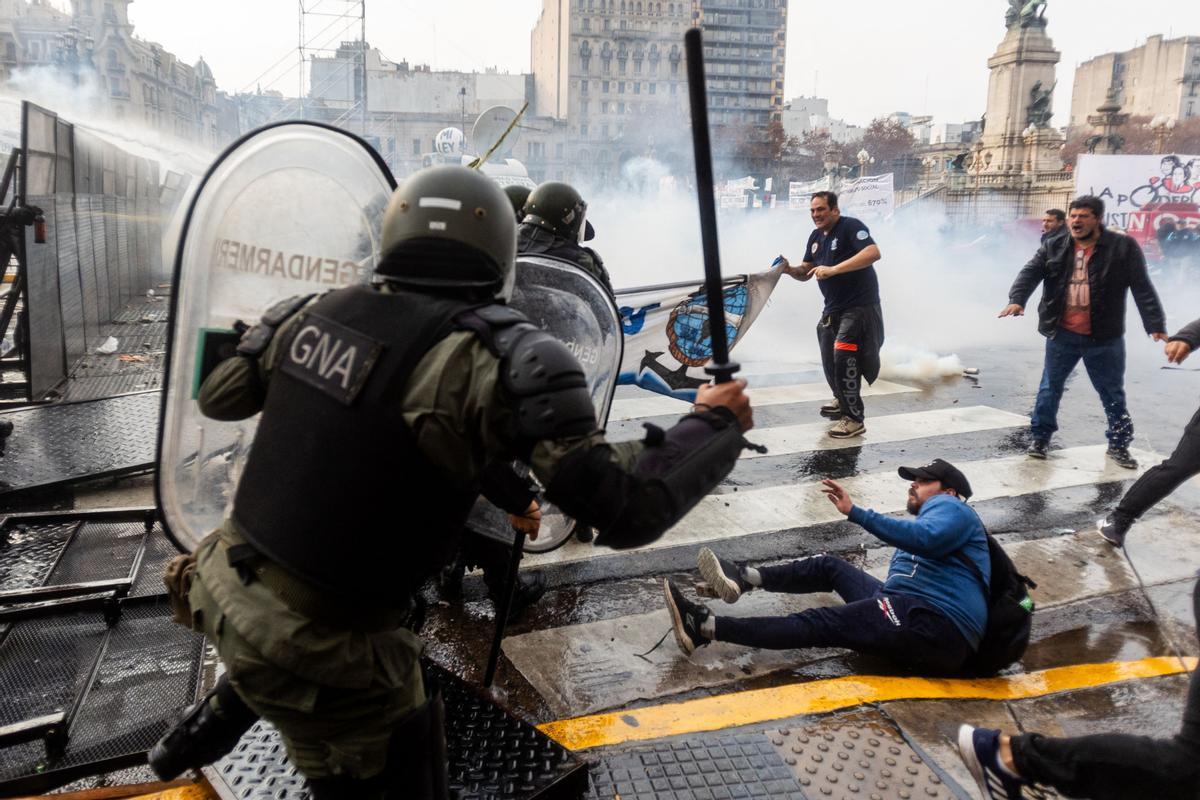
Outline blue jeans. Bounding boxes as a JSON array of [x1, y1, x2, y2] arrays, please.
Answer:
[[713, 555, 971, 675], [1030, 329, 1132, 448]]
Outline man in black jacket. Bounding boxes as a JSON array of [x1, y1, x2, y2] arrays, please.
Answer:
[[1098, 315, 1200, 545], [1000, 195, 1167, 468]]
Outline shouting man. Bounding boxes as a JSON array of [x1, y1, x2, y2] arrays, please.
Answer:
[[1000, 195, 1167, 467]]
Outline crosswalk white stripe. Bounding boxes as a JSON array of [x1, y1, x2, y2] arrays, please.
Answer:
[[740, 405, 1026, 459], [524, 445, 1152, 568], [608, 379, 919, 422]]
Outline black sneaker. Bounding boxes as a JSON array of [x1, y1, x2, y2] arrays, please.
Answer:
[[663, 579, 711, 655], [1026, 439, 1048, 459], [1107, 447, 1138, 470], [1097, 514, 1132, 547], [957, 725, 1038, 799], [697, 547, 752, 604], [489, 572, 547, 620]]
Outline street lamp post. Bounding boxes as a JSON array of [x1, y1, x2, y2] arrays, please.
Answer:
[[459, 87, 468, 152], [1149, 115, 1176, 155], [823, 142, 840, 186], [856, 148, 874, 178]]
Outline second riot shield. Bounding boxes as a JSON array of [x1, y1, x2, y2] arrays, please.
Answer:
[[156, 122, 396, 553], [471, 254, 623, 553]]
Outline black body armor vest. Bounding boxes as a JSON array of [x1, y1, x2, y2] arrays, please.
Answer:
[[231, 285, 483, 605]]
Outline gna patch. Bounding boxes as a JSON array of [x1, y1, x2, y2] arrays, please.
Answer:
[[280, 312, 383, 405]]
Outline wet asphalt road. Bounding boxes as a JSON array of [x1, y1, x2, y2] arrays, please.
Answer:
[[423, 340, 1200, 740]]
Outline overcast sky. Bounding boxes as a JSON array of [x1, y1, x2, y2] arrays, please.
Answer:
[[109, 0, 1200, 128]]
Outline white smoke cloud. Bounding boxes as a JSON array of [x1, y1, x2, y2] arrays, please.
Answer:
[[0, 65, 214, 178], [581, 161, 1037, 381]]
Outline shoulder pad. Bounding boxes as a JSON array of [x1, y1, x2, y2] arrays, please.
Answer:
[[236, 294, 316, 358], [455, 304, 535, 358], [503, 328, 596, 442], [263, 294, 316, 326]]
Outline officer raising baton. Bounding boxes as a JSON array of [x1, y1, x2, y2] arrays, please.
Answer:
[[162, 165, 754, 799]]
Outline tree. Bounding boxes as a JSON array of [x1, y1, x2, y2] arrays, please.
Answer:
[[712, 119, 797, 178], [791, 128, 855, 181], [858, 117, 917, 181]]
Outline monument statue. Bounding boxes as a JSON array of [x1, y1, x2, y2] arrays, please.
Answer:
[[1007, 0, 1047, 29], [1026, 80, 1055, 128]]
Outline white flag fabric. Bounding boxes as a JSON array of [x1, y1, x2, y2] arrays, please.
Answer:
[[614, 263, 784, 400]]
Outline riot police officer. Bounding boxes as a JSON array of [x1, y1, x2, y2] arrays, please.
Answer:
[[174, 165, 752, 798], [518, 180, 613, 294], [503, 184, 531, 223]]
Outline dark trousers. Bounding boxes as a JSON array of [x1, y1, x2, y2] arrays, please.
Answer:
[[1030, 329, 1132, 447], [817, 305, 882, 423], [1116, 404, 1200, 522], [1011, 580, 1200, 799], [713, 555, 971, 675]]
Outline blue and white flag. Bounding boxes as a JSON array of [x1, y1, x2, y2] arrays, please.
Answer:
[[614, 261, 783, 401]]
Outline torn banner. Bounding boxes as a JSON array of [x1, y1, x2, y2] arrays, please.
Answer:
[[615, 263, 782, 400]]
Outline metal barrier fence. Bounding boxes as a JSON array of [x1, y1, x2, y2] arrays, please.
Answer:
[[18, 101, 164, 400]]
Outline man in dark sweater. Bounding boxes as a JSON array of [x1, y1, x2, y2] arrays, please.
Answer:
[[1000, 195, 1167, 468], [778, 191, 884, 440], [1098, 315, 1200, 546], [663, 460, 988, 676]]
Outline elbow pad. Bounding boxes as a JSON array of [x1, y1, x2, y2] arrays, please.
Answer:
[[546, 407, 745, 549]]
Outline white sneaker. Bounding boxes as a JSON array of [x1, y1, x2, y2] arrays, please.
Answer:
[[828, 418, 866, 439]]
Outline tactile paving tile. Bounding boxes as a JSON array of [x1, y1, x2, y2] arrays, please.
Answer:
[[769, 711, 958, 800], [207, 665, 587, 800], [590, 732, 806, 800], [0, 391, 159, 497]]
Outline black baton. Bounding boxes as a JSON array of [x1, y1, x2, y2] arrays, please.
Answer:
[[684, 27, 739, 384]]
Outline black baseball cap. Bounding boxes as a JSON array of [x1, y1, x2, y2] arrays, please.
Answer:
[[897, 459, 973, 500]]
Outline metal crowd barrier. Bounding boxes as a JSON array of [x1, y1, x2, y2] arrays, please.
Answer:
[[16, 101, 165, 400]]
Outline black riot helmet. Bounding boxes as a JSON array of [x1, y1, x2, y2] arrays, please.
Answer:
[[504, 184, 532, 222], [522, 181, 591, 243], [376, 165, 517, 301]]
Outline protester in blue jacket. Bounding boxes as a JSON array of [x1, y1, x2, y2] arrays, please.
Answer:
[[663, 459, 989, 676]]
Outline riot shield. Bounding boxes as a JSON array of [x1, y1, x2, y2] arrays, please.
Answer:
[[469, 254, 623, 553], [156, 122, 395, 553]]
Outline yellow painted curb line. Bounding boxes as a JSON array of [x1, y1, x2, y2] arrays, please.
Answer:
[[538, 656, 1197, 751]]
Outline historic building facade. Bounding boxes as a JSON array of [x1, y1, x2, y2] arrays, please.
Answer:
[[0, 0, 228, 149]]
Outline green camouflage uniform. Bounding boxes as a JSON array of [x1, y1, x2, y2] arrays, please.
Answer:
[[190, 292, 642, 780]]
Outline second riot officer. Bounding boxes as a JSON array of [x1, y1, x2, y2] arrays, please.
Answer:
[[517, 180, 613, 294]]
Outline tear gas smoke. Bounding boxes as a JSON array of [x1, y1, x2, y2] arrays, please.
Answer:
[[0, 66, 214, 178], [580, 157, 1200, 381]]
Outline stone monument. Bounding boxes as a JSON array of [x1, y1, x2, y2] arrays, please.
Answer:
[[972, 0, 1065, 175], [1085, 87, 1130, 155]]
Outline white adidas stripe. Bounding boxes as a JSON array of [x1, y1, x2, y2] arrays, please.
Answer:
[[524, 445, 1151, 568], [609, 379, 918, 422], [741, 405, 1026, 459]]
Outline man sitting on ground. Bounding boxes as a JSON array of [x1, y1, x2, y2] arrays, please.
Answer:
[[663, 459, 989, 676]]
